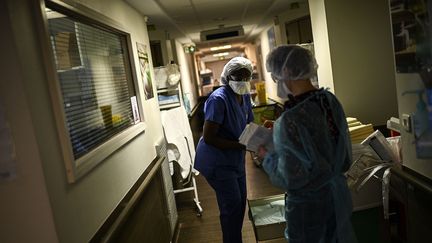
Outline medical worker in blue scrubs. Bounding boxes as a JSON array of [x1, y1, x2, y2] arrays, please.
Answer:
[[257, 45, 357, 243], [194, 57, 254, 243]]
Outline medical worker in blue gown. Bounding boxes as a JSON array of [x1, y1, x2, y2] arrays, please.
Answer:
[[257, 45, 357, 243], [194, 57, 254, 243]]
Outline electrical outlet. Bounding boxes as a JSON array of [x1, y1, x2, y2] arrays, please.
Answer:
[[401, 114, 412, 132]]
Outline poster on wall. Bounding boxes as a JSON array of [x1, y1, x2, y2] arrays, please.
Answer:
[[137, 42, 154, 100]]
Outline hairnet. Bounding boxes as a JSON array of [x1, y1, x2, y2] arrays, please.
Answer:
[[220, 57, 253, 84], [266, 45, 318, 81]]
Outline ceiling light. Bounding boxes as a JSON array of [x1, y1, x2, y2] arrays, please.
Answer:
[[210, 45, 232, 51], [213, 52, 229, 57]]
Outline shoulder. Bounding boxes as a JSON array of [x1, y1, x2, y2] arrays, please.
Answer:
[[207, 87, 227, 101], [208, 86, 229, 100], [321, 89, 344, 109], [205, 87, 230, 110], [320, 89, 338, 101]]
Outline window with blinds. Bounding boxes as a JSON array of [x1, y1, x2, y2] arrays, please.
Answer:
[[46, 7, 137, 160]]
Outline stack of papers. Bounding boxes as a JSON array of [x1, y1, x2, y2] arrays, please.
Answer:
[[347, 117, 374, 144], [239, 123, 273, 153]]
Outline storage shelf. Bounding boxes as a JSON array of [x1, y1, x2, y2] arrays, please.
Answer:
[[157, 87, 179, 93], [157, 83, 181, 110], [159, 103, 181, 110]]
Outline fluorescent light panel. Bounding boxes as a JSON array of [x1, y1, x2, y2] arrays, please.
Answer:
[[213, 52, 229, 57], [210, 45, 232, 51]]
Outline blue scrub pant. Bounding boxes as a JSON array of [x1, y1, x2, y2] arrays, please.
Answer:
[[207, 174, 247, 243]]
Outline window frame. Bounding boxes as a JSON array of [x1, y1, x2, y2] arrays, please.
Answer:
[[37, 0, 146, 183]]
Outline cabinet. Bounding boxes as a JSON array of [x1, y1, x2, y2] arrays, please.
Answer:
[[388, 167, 432, 243], [285, 16, 313, 44], [154, 64, 182, 110]]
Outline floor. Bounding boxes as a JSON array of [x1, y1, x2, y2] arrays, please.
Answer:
[[174, 152, 389, 243], [175, 152, 284, 243]]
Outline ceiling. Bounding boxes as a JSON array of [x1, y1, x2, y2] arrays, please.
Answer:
[[125, 0, 307, 45]]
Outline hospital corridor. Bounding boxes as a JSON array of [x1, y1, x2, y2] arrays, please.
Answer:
[[1, 0, 432, 242]]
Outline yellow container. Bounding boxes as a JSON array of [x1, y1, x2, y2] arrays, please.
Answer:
[[255, 81, 267, 104]]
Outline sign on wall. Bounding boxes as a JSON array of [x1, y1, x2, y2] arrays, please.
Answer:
[[137, 42, 154, 100]]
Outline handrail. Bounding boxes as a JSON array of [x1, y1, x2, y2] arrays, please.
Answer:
[[90, 156, 165, 243], [188, 98, 205, 118]]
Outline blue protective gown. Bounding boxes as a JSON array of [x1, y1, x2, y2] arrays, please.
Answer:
[[194, 85, 254, 243], [262, 88, 356, 243]]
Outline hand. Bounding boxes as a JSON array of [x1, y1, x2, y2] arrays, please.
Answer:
[[256, 145, 268, 160], [263, 120, 274, 129]]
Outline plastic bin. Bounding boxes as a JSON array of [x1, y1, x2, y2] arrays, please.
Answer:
[[247, 194, 286, 242]]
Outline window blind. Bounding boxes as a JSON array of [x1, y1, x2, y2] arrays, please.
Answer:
[[47, 8, 136, 159]]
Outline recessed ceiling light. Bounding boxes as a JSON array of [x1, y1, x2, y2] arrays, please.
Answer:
[[210, 45, 232, 51], [213, 52, 229, 57]]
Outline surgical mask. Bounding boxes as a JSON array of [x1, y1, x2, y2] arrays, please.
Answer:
[[277, 80, 292, 98], [229, 81, 251, 95]]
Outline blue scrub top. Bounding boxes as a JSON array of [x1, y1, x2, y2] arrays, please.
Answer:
[[194, 86, 254, 179]]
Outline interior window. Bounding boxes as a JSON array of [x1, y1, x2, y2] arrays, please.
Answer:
[[46, 7, 137, 159]]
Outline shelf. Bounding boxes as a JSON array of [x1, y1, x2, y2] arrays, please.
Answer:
[[157, 87, 179, 93], [159, 103, 181, 110]]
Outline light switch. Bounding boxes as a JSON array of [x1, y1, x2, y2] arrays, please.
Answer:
[[401, 114, 412, 132]]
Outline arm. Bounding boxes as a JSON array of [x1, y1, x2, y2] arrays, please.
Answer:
[[247, 100, 254, 124], [203, 120, 246, 150], [261, 118, 310, 190]]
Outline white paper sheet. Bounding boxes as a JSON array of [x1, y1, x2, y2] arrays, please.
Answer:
[[239, 123, 273, 153]]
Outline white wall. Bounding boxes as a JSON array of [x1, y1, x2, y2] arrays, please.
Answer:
[[310, 0, 398, 125], [2, 0, 165, 242], [308, 0, 334, 91], [0, 1, 58, 241]]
